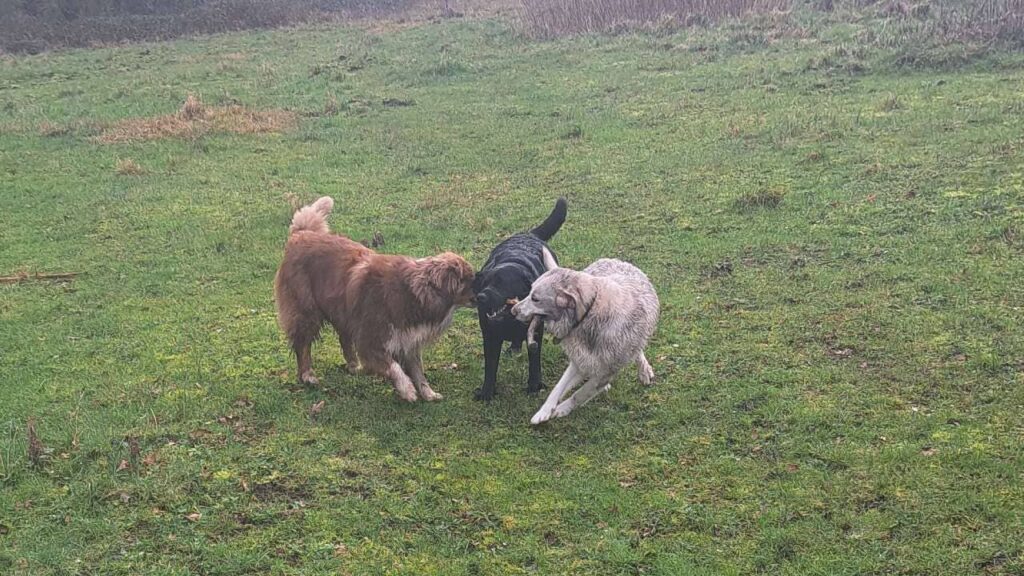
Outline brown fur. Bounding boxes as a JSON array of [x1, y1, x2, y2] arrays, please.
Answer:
[[274, 197, 475, 401]]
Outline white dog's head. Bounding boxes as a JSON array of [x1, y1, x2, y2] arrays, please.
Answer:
[[511, 247, 587, 339]]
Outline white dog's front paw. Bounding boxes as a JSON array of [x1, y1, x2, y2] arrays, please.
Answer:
[[531, 406, 556, 425], [552, 402, 575, 419]]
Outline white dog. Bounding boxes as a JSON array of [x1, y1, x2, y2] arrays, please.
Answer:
[[512, 248, 659, 424]]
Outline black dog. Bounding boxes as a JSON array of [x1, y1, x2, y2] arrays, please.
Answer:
[[473, 198, 567, 401]]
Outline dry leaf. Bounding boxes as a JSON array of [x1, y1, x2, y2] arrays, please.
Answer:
[[921, 447, 936, 456], [310, 400, 325, 419], [785, 463, 799, 473], [116, 459, 130, 471], [186, 512, 202, 522], [142, 451, 158, 467]]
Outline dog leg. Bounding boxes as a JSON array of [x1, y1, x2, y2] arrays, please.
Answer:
[[637, 352, 655, 385], [295, 342, 318, 386], [403, 351, 442, 402], [526, 320, 544, 394], [386, 361, 419, 402], [475, 330, 502, 402], [531, 362, 583, 425], [553, 378, 610, 419], [340, 336, 361, 375]]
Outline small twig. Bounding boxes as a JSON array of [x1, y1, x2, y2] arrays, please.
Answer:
[[27, 417, 45, 468], [0, 271, 79, 284]]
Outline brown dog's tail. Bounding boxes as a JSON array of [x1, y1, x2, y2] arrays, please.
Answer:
[[289, 196, 334, 235]]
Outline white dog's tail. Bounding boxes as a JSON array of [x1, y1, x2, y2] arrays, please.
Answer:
[[289, 196, 334, 235]]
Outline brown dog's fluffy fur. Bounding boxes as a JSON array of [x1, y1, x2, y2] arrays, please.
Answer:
[[274, 196, 474, 401]]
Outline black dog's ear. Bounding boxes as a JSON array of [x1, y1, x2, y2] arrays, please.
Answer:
[[472, 271, 485, 293]]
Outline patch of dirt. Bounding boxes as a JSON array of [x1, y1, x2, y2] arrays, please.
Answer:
[[251, 479, 312, 503], [95, 94, 296, 144]]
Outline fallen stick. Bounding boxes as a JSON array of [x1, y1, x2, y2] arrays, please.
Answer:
[[0, 271, 80, 284], [526, 316, 541, 351]]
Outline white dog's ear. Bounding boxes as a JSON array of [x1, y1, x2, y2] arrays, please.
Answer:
[[542, 246, 558, 271], [555, 288, 576, 310]]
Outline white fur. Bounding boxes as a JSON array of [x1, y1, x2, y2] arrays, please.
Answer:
[[385, 309, 455, 355], [542, 246, 558, 271]]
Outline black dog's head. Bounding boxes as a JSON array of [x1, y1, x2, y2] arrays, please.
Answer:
[[473, 266, 532, 322]]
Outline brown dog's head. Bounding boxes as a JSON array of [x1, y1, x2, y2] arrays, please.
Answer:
[[413, 252, 476, 308]]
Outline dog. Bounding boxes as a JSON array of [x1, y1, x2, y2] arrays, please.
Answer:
[[274, 196, 475, 402], [512, 248, 659, 424], [472, 198, 567, 401]]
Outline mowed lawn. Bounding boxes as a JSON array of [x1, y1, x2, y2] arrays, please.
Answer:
[[1, 14, 1024, 575]]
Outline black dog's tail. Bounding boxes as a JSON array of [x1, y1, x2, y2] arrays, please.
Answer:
[[530, 197, 567, 241]]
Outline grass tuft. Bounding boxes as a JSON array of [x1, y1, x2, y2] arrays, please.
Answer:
[[96, 94, 296, 143], [115, 158, 146, 176], [734, 187, 786, 211]]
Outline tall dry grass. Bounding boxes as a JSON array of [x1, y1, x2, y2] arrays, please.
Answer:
[[517, 0, 791, 39], [517, 0, 1024, 47]]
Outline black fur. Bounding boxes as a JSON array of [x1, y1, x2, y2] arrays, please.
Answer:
[[472, 198, 567, 401]]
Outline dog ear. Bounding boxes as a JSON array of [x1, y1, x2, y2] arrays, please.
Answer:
[[541, 246, 558, 271], [427, 253, 471, 295], [555, 288, 576, 310], [472, 271, 484, 293]]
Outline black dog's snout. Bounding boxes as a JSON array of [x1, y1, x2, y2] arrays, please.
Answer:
[[476, 288, 497, 311]]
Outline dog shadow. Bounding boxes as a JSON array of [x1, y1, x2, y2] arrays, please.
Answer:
[[297, 358, 655, 459]]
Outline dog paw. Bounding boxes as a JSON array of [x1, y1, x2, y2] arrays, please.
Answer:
[[505, 343, 522, 356], [639, 367, 655, 386], [552, 402, 574, 419], [299, 371, 319, 386], [394, 383, 418, 403], [473, 387, 494, 402], [418, 385, 443, 402], [530, 406, 556, 425], [525, 382, 544, 395]]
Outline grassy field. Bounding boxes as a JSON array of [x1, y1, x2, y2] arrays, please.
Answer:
[[2, 11, 1024, 575]]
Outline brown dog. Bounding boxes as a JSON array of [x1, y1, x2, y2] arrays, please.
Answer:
[[274, 196, 474, 401]]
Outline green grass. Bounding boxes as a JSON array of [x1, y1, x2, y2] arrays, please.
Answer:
[[2, 15, 1024, 575]]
